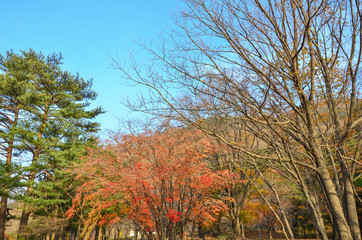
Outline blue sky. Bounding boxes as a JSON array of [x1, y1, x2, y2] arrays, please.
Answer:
[[0, 0, 179, 133]]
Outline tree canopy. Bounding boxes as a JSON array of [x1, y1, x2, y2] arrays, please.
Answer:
[[0, 49, 103, 240], [116, 0, 362, 239]]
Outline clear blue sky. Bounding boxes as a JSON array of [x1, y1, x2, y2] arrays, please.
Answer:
[[0, 0, 179, 133]]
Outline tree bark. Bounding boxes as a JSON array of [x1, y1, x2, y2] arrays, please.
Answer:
[[78, 224, 88, 240], [17, 208, 31, 240], [97, 226, 103, 240], [240, 221, 245, 240], [268, 227, 273, 239], [232, 216, 242, 238], [318, 165, 353, 240], [191, 222, 196, 240], [17, 171, 35, 240], [0, 139, 15, 240], [0, 197, 7, 240], [306, 191, 328, 240], [341, 163, 361, 240], [18, 144, 42, 239], [133, 225, 138, 240]]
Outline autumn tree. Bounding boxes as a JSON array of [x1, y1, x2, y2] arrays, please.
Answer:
[[116, 0, 362, 239], [205, 120, 261, 239], [68, 125, 231, 240], [0, 49, 103, 240]]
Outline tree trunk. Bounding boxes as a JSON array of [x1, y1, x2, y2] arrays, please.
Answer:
[[191, 222, 196, 240], [307, 198, 328, 240], [268, 227, 273, 239], [97, 226, 103, 240], [133, 226, 138, 240], [124, 227, 128, 240], [318, 166, 353, 240], [341, 166, 361, 240], [18, 159, 37, 240], [289, 152, 328, 240], [240, 221, 245, 240], [0, 141, 15, 240], [78, 224, 89, 240], [83, 229, 93, 240], [17, 208, 31, 240], [0, 197, 7, 240], [233, 217, 241, 238], [76, 225, 81, 240], [95, 227, 99, 240], [83, 219, 98, 240]]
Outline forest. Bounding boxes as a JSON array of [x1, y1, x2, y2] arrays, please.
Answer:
[[0, 0, 361, 240]]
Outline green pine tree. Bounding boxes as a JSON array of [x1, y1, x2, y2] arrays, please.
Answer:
[[0, 49, 103, 240], [0, 50, 34, 240]]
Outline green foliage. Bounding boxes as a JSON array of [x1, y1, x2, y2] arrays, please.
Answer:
[[0, 49, 103, 218], [0, 162, 22, 198]]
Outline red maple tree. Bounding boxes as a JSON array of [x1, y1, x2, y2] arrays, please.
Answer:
[[67, 126, 231, 240]]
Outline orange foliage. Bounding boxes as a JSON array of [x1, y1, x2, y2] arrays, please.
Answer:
[[67, 126, 231, 238]]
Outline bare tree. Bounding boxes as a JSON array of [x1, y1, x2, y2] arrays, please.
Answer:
[[116, 0, 362, 239], [206, 121, 259, 239]]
